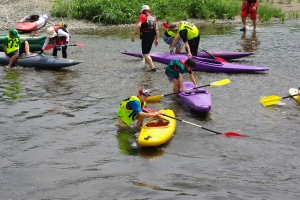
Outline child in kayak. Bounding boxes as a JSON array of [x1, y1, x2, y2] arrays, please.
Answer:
[[165, 58, 197, 96], [117, 88, 162, 130]]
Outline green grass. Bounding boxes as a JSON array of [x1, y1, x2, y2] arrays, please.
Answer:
[[50, 0, 296, 25]]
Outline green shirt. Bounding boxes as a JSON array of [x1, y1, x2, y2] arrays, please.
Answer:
[[165, 59, 191, 79]]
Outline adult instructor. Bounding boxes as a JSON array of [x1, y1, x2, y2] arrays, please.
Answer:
[[168, 21, 200, 57], [131, 5, 159, 72]]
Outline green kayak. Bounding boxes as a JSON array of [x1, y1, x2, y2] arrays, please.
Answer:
[[0, 32, 54, 52]]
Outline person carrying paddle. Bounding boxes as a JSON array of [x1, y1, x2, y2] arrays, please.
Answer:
[[3, 28, 31, 68], [240, 0, 259, 32], [117, 88, 162, 130], [39, 24, 70, 58], [168, 21, 200, 57], [131, 5, 159, 72], [165, 58, 197, 96]]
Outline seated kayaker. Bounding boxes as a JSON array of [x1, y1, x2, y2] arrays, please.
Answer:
[[3, 28, 31, 68], [117, 88, 162, 130], [298, 87, 300, 96], [39, 24, 70, 58], [165, 58, 197, 96]]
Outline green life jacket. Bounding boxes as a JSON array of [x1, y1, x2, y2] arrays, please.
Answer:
[[117, 96, 146, 126], [5, 35, 20, 54]]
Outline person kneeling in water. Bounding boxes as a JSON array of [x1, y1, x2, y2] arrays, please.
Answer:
[[117, 88, 162, 130]]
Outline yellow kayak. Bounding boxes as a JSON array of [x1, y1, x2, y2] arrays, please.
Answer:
[[138, 109, 176, 147], [288, 88, 300, 103]]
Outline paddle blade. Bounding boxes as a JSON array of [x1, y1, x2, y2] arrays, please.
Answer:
[[74, 43, 85, 47], [162, 22, 169, 29], [222, 132, 245, 137], [260, 95, 282, 106], [215, 57, 227, 62], [147, 95, 164, 102], [210, 78, 231, 86], [44, 44, 55, 50]]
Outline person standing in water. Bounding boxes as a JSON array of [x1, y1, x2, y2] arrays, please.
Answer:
[[131, 5, 159, 72]]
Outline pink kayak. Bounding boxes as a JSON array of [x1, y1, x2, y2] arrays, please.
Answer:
[[122, 51, 268, 73]]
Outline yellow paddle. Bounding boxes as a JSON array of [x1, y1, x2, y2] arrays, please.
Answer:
[[260, 94, 299, 106], [147, 78, 231, 102]]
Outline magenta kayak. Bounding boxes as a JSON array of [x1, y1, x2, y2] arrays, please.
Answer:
[[122, 50, 254, 60], [179, 82, 212, 113], [122, 51, 269, 73]]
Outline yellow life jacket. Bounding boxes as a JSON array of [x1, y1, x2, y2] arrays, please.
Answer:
[[178, 21, 199, 40], [5, 36, 20, 54], [117, 96, 146, 126], [167, 30, 177, 38]]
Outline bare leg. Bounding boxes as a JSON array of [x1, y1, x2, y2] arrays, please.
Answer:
[[172, 79, 180, 97], [7, 54, 19, 67], [175, 46, 183, 53], [24, 41, 31, 56], [241, 17, 246, 28], [253, 20, 257, 31], [143, 54, 155, 69]]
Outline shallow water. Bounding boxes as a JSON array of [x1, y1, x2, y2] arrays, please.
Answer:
[[0, 20, 299, 199]]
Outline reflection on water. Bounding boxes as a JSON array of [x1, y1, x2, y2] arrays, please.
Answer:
[[238, 31, 260, 52], [116, 129, 139, 156], [2, 70, 21, 101]]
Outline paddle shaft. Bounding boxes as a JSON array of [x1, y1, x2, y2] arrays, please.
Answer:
[[163, 114, 222, 135], [199, 47, 217, 59], [283, 94, 298, 99]]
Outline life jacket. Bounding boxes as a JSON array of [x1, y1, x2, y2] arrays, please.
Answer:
[[165, 59, 189, 79], [178, 21, 199, 40], [164, 30, 177, 38], [140, 11, 156, 32], [5, 35, 20, 54], [117, 96, 146, 126], [54, 27, 69, 45]]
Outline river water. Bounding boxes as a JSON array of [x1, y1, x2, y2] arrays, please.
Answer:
[[0, 20, 299, 199]]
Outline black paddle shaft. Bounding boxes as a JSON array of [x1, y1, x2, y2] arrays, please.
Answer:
[[283, 94, 298, 99], [163, 114, 222, 135]]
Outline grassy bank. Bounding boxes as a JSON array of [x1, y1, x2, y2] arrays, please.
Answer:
[[50, 0, 299, 25]]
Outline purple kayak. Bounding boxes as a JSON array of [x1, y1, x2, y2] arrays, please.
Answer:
[[179, 82, 212, 113], [122, 51, 268, 73], [122, 50, 254, 60]]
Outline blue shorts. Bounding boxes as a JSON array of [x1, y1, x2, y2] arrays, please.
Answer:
[[163, 35, 184, 49], [167, 76, 177, 82]]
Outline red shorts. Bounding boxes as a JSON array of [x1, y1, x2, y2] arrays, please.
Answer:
[[241, 3, 258, 21]]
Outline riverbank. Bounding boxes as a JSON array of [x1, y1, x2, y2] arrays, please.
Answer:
[[1, 0, 300, 33]]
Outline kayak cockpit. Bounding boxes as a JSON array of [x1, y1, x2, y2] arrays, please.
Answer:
[[146, 118, 170, 128]]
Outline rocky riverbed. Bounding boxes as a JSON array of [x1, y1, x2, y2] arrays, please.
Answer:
[[1, 0, 300, 34]]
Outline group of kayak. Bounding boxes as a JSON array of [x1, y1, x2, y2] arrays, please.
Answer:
[[0, 22, 82, 69]]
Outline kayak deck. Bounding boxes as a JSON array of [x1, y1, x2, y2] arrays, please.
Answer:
[[288, 88, 300, 103], [179, 82, 212, 112], [138, 109, 176, 147]]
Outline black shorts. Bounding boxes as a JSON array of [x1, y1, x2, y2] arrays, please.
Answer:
[[141, 31, 156, 54]]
